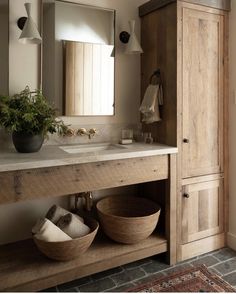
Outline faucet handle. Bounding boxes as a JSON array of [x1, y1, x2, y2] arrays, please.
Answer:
[[88, 128, 97, 135], [77, 128, 87, 136]]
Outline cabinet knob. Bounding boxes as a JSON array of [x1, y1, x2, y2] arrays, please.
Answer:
[[183, 193, 190, 198], [183, 138, 189, 143]]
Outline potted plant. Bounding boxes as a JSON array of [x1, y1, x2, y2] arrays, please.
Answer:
[[0, 87, 70, 153]]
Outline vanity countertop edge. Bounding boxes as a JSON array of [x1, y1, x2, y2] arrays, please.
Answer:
[[0, 143, 178, 172]]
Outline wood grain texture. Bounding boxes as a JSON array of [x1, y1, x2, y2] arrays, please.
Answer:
[[181, 178, 224, 243], [223, 10, 229, 240], [180, 233, 225, 260], [65, 41, 114, 116], [141, 3, 177, 146], [139, 0, 230, 16], [140, 0, 228, 261], [176, 2, 183, 262], [181, 6, 224, 178], [0, 234, 167, 292], [177, 1, 228, 260], [139, 0, 176, 16], [0, 155, 168, 205], [182, 0, 230, 11], [182, 173, 224, 186], [166, 154, 177, 264]]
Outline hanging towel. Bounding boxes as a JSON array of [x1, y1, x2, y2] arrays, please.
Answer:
[[57, 213, 91, 239], [140, 84, 163, 124], [46, 205, 84, 224], [32, 218, 72, 242]]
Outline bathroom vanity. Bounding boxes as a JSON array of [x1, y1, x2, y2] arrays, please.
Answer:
[[0, 143, 177, 292]]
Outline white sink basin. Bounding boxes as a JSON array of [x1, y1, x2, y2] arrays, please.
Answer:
[[59, 143, 126, 154]]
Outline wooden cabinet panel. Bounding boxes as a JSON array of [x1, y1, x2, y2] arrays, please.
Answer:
[[181, 6, 224, 178], [182, 178, 224, 243], [0, 155, 168, 205]]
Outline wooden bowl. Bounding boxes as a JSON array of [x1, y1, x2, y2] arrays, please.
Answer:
[[33, 217, 99, 261], [96, 196, 161, 244]]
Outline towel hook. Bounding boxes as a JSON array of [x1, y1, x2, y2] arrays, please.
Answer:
[[149, 69, 162, 85]]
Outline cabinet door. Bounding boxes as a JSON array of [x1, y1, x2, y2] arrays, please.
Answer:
[[182, 179, 224, 244], [181, 6, 224, 178]]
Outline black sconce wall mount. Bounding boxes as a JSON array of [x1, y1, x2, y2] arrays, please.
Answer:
[[17, 17, 27, 30], [119, 31, 130, 44]]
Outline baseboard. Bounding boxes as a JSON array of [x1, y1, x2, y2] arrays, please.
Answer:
[[227, 232, 236, 251]]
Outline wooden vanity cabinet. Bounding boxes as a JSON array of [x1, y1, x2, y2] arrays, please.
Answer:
[[139, 0, 229, 261], [0, 153, 177, 292]]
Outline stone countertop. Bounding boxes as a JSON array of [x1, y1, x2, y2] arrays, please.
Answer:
[[0, 143, 178, 172]]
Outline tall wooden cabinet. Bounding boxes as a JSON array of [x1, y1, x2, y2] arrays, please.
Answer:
[[181, 4, 224, 179], [139, 0, 230, 261]]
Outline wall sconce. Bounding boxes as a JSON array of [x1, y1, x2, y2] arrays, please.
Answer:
[[119, 20, 143, 54], [17, 3, 42, 44]]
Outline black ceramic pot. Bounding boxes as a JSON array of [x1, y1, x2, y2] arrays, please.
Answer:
[[12, 131, 44, 153]]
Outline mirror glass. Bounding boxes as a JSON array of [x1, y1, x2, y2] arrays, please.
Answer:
[[42, 0, 115, 116]]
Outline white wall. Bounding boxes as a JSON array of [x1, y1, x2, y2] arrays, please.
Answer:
[[9, 0, 146, 125], [0, 1, 9, 95], [0, 0, 146, 245], [228, 1, 236, 250]]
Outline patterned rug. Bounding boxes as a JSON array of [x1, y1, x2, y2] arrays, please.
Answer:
[[127, 265, 235, 292]]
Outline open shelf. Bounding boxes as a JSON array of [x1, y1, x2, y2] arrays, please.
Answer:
[[0, 233, 167, 292]]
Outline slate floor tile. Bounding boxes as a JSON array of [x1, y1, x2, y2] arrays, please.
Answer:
[[59, 287, 78, 292], [78, 277, 115, 292], [163, 263, 193, 275], [141, 259, 171, 274], [214, 258, 236, 275], [208, 267, 223, 276], [105, 282, 136, 292], [57, 277, 92, 291], [122, 258, 152, 270], [40, 286, 58, 292], [92, 267, 123, 280], [133, 272, 165, 285], [191, 255, 219, 267], [213, 248, 236, 261], [53, 248, 236, 293], [222, 271, 236, 286], [111, 268, 146, 286]]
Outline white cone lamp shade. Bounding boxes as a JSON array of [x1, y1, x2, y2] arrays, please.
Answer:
[[125, 20, 143, 54], [19, 3, 42, 44]]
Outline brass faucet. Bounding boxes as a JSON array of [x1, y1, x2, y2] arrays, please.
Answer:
[[77, 128, 98, 139]]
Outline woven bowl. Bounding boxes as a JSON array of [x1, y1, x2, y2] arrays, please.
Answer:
[[33, 217, 99, 261], [96, 196, 161, 244]]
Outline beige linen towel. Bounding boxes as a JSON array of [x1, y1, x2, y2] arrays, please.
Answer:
[[46, 205, 84, 224], [140, 84, 163, 124], [57, 213, 90, 238], [32, 218, 72, 242]]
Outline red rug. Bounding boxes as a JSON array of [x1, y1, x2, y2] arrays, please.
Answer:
[[127, 265, 235, 292]]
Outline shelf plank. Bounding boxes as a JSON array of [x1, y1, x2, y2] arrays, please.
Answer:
[[0, 233, 167, 292]]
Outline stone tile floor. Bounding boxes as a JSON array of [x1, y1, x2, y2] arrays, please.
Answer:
[[42, 247, 236, 292]]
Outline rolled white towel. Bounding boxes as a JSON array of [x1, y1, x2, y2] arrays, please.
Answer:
[[46, 205, 84, 224], [32, 218, 72, 242], [57, 213, 90, 239]]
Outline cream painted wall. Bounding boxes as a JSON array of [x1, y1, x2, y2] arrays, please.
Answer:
[[228, 1, 236, 250], [9, 0, 40, 94], [0, 0, 146, 245], [9, 0, 146, 125]]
